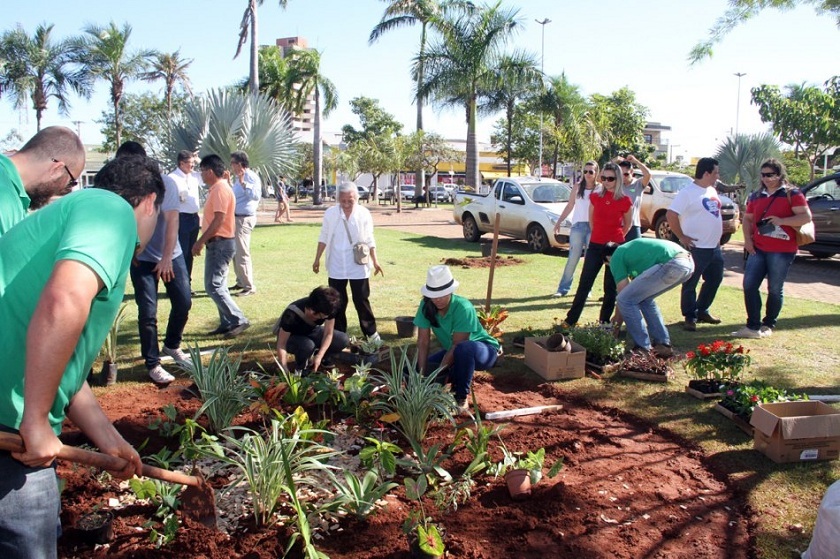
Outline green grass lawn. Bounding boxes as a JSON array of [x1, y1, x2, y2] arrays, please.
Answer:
[[108, 222, 839, 559]]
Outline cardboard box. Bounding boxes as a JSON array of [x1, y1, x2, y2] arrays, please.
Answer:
[[750, 401, 840, 463], [524, 337, 586, 381]]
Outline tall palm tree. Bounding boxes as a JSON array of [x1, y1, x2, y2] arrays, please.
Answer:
[[535, 73, 600, 174], [418, 1, 522, 189], [283, 48, 338, 205], [0, 23, 90, 131], [235, 0, 289, 95], [715, 132, 780, 196], [76, 21, 153, 148], [141, 50, 193, 124], [481, 52, 541, 176]]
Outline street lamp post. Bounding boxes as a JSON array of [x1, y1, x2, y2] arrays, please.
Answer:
[[669, 144, 681, 165], [536, 17, 551, 178], [734, 72, 746, 137]]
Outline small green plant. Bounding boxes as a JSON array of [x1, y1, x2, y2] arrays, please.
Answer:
[[354, 335, 384, 355], [453, 391, 506, 472], [100, 302, 129, 363], [684, 340, 751, 382], [130, 461, 183, 549], [719, 380, 808, 420], [568, 323, 625, 364], [476, 305, 509, 342], [276, 362, 315, 406], [340, 367, 377, 424], [148, 404, 182, 438], [359, 436, 402, 477], [490, 444, 564, 485], [372, 348, 455, 446], [184, 345, 255, 434], [330, 470, 398, 520], [402, 475, 445, 557]]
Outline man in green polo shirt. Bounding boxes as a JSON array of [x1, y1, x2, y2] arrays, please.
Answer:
[[0, 126, 85, 236], [604, 238, 694, 357], [0, 155, 163, 558]]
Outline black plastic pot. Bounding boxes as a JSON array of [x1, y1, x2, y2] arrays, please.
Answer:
[[76, 510, 114, 544]]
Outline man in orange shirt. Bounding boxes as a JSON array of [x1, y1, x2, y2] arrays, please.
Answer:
[[192, 154, 250, 337]]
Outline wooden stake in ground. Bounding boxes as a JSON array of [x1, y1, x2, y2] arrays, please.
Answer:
[[485, 212, 501, 312]]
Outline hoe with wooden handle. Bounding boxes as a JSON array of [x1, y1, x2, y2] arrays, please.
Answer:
[[0, 431, 218, 529]]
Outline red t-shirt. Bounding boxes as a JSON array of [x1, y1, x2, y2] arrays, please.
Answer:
[[589, 190, 632, 244], [746, 187, 807, 253]]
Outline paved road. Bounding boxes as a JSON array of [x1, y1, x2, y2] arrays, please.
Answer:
[[257, 200, 840, 305]]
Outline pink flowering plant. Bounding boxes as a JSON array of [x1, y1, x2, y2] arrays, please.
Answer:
[[719, 380, 808, 420], [683, 340, 751, 383]]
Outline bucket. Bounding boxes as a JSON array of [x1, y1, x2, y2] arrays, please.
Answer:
[[395, 316, 417, 338]]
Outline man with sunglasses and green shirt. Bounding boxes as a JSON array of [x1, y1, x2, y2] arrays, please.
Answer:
[[0, 126, 85, 236]]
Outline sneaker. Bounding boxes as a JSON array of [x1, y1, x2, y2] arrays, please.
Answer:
[[229, 284, 244, 291], [455, 399, 471, 416], [235, 289, 256, 297], [148, 365, 175, 384], [551, 291, 566, 298], [682, 319, 697, 332], [162, 346, 192, 366], [224, 321, 251, 338], [759, 325, 773, 337], [368, 332, 381, 343], [697, 312, 722, 325], [207, 325, 231, 336], [731, 326, 762, 339], [652, 344, 674, 358]]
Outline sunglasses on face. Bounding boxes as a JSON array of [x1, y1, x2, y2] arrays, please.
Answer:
[[761, 172, 778, 178], [600, 176, 617, 182], [622, 172, 631, 176], [582, 169, 595, 175], [52, 158, 78, 188]]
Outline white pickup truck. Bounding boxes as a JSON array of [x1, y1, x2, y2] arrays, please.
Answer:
[[452, 176, 572, 252]]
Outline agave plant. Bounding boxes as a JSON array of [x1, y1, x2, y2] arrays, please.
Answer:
[[183, 345, 255, 434], [169, 88, 297, 178]]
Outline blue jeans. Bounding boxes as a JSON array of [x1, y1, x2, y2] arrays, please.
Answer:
[[565, 243, 617, 326], [624, 225, 642, 242], [427, 341, 498, 401], [130, 256, 192, 369], [204, 239, 247, 330], [680, 246, 724, 320], [0, 442, 60, 559], [618, 256, 694, 349], [286, 328, 350, 370], [178, 213, 200, 281], [557, 222, 590, 295], [743, 249, 796, 330]]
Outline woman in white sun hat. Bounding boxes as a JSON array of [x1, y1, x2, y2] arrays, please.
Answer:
[[414, 265, 500, 412]]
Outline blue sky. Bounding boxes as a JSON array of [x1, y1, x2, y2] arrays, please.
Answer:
[[1, 0, 837, 160]]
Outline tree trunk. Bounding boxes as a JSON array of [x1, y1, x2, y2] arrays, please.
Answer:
[[114, 96, 122, 149], [414, 23, 427, 198], [466, 95, 479, 190], [313, 86, 323, 205], [249, 0, 259, 95], [506, 101, 513, 177]]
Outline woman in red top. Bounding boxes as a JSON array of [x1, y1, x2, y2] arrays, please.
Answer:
[[733, 158, 811, 339], [563, 162, 633, 327]]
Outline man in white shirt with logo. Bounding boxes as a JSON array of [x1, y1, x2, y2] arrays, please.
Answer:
[[167, 150, 202, 289], [666, 157, 724, 332]]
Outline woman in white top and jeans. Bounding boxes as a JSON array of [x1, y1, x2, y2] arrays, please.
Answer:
[[553, 160, 599, 297]]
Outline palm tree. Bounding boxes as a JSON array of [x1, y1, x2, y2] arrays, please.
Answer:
[[235, 0, 289, 95], [481, 52, 541, 176], [0, 23, 90, 131], [283, 48, 338, 205], [170, 88, 297, 179], [715, 132, 780, 196], [418, 1, 522, 189], [76, 21, 154, 148], [141, 50, 193, 124]]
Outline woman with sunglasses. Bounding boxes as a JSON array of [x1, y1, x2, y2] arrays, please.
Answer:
[[552, 161, 599, 297], [562, 162, 632, 328], [733, 158, 811, 339]]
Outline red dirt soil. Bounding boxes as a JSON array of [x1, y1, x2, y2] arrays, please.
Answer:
[[56, 373, 749, 559]]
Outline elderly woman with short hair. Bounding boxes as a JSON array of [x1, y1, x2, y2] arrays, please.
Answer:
[[313, 182, 383, 339]]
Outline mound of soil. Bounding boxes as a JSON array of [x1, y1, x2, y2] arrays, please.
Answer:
[[56, 373, 749, 558], [443, 255, 525, 269]]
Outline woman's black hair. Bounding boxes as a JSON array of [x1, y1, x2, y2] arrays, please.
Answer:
[[422, 297, 440, 327]]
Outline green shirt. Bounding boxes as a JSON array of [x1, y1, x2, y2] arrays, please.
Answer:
[[0, 189, 138, 434], [0, 153, 29, 236], [609, 238, 686, 284], [413, 294, 500, 350]]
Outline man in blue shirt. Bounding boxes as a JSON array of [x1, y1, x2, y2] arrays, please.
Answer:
[[230, 151, 261, 296]]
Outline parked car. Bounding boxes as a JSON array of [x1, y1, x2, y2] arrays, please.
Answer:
[[429, 185, 452, 203], [324, 184, 337, 199], [638, 170, 740, 245], [400, 184, 418, 201], [452, 176, 572, 252], [379, 185, 396, 202], [800, 172, 840, 258], [356, 184, 371, 201]]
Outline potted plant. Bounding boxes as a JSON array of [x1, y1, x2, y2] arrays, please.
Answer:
[[477, 305, 509, 343], [76, 507, 114, 544], [491, 445, 564, 501], [683, 340, 751, 399], [567, 323, 625, 369], [93, 302, 129, 386], [348, 335, 388, 365], [716, 380, 808, 435], [402, 475, 445, 559], [619, 350, 675, 382]]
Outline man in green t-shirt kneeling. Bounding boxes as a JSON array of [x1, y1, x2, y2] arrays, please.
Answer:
[[604, 238, 694, 357], [0, 155, 164, 559]]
